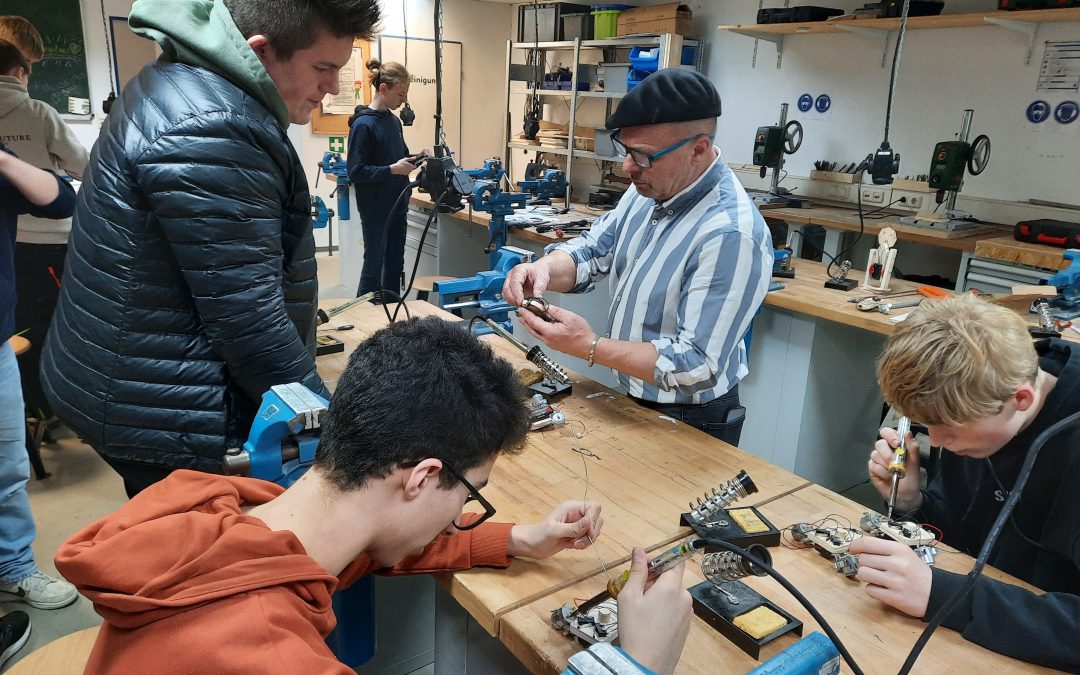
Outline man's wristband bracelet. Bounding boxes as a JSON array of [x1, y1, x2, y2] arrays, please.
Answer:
[[587, 335, 602, 367]]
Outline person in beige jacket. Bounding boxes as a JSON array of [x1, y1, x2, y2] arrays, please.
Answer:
[[0, 32, 88, 423]]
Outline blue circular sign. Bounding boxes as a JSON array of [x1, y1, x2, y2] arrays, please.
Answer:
[[815, 94, 831, 114], [797, 93, 813, 113], [1054, 100, 1079, 125], [1026, 100, 1051, 124]]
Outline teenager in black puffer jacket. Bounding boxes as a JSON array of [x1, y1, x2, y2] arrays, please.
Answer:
[[42, 0, 380, 497]]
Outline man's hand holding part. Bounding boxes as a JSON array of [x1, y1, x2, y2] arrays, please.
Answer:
[[850, 536, 932, 618]]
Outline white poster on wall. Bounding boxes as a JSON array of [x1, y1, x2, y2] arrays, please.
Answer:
[[378, 35, 462, 160]]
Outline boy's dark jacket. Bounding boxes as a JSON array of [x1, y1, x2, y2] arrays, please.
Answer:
[[914, 338, 1080, 671]]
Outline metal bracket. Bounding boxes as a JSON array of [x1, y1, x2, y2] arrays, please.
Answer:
[[983, 16, 1039, 65], [835, 25, 893, 68], [732, 30, 785, 69]]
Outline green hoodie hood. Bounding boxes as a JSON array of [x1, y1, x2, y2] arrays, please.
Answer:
[[128, 0, 290, 128]]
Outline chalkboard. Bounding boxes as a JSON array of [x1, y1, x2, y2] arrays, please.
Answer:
[[0, 0, 91, 114]]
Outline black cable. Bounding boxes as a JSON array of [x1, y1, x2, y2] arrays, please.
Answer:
[[898, 410, 1080, 673], [789, 229, 837, 267], [368, 180, 419, 327], [391, 193, 446, 322], [827, 176, 867, 280], [100, 0, 116, 96], [433, 0, 444, 149], [700, 538, 865, 675], [882, 0, 912, 145]]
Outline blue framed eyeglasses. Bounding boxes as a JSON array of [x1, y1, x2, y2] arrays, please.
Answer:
[[611, 131, 714, 169]]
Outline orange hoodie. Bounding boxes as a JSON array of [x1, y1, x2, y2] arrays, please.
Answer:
[[56, 470, 514, 674]]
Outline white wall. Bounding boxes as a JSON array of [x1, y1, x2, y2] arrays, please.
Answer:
[[73, 0, 513, 295], [580, 0, 1080, 221]]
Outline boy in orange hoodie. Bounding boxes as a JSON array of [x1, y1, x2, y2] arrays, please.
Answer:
[[57, 316, 617, 673]]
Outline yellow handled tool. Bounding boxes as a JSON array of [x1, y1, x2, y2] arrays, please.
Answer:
[[886, 416, 911, 520]]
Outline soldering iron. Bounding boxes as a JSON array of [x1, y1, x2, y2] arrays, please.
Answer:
[[886, 416, 911, 520], [570, 539, 771, 618]]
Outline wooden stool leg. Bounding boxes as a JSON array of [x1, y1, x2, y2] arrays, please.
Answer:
[[25, 418, 50, 480]]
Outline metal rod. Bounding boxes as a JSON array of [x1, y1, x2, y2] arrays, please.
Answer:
[[770, 103, 788, 196], [947, 109, 974, 214], [484, 318, 529, 353]]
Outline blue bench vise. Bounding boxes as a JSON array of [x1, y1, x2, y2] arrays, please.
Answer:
[[517, 168, 567, 206], [434, 246, 535, 334], [1039, 248, 1080, 319], [223, 382, 328, 486], [319, 151, 351, 221], [222, 383, 375, 667]]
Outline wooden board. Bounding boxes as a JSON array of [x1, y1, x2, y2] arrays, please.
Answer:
[[763, 259, 930, 336], [409, 193, 598, 246], [764, 258, 1080, 345], [500, 483, 1052, 675], [764, 204, 1007, 251], [718, 7, 1080, 36], [315, 301, 809, 635], [974, 235, 1070, 271], [8, 626, 99, 675]]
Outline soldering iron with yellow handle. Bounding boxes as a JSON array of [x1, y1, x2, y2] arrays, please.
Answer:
[[572, 540, 703, 617], [886, 416, 911, 520]]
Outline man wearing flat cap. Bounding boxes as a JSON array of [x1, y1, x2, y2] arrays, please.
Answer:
[[503, 69, 772, 446]]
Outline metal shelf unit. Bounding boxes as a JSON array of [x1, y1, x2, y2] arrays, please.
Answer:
[[502, 33, 703, 209]]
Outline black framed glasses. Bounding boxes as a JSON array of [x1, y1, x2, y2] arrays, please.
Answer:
[[401, 460, 497, 530], [611, 130, 715, 169]]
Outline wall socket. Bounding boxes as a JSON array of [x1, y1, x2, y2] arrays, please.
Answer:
[[860, 188, 886, 205], [891, 191, 925, 211]]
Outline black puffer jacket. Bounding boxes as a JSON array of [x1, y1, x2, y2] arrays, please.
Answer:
[[41, 59, 328, 473]]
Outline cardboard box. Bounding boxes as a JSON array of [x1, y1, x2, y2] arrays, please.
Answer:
[[617, 3, 693, 37]]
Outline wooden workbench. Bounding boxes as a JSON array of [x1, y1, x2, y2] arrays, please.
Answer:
[[409, 192, 598, 247], [763, 203, 1009, 253], [500, 483, 1050, 675], [974, 235, 1071, 271], [768, 258, 1080, 344], [316, 300, 809, 635]]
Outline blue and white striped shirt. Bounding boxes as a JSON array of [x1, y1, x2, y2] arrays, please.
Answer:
[[549, 150, 772, 404]]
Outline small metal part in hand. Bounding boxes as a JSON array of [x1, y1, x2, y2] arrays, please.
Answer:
[[522, 296, 556, 322]]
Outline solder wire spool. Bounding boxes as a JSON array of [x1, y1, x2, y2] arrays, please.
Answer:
[[690, 470, 759, 522]]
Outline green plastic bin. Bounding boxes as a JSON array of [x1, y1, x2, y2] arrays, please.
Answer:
[[592, 5, 632, 39]]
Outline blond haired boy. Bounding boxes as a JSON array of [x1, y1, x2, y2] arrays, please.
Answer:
[[850, 294, 1080, 670], [0, 17, 43, 63]]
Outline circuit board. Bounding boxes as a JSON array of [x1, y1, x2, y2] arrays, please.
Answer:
[[875, 517, 936, 547], [550, 600, 619, 645]]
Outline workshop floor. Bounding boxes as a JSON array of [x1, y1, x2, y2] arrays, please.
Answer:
[[3, 251, 878, 673]]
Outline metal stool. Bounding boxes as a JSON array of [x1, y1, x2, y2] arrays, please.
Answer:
[[9, 335, 49, 480]]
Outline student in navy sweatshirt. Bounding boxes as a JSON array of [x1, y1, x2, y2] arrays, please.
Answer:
[[0, 140, 78, 614], [347, 59, 427, 300]]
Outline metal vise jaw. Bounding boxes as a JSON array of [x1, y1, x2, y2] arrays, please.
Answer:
[[223, 383, 329, 485], [434, 246, 534, 334]]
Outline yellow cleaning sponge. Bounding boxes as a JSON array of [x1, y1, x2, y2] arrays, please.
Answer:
[[733, 605, 787, 639]]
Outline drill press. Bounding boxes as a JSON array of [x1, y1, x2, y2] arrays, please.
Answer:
[[752, 103, 804, 206], [901, 109, 990, 233]]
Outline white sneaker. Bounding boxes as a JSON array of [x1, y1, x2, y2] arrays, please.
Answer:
[[0, 571, 78, 610]]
